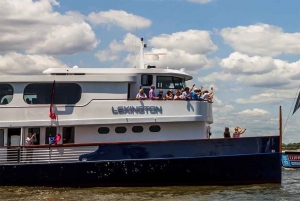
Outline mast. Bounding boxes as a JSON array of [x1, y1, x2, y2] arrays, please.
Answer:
[[279, 106, 282, 152]]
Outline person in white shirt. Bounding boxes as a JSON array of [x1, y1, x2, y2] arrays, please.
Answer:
[[136, 89, 147, 100]]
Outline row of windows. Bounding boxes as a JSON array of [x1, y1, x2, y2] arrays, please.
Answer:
[[0, 83, 81, 105], [98, 125, 161, 134], [0, 127, 74, 146], [141, 75, 185, 89]]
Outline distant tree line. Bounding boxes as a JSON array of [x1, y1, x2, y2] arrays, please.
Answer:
[[282, 143, 300, 150]]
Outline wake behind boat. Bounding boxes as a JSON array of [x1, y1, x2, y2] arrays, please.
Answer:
[[0, 38, 281, 187]]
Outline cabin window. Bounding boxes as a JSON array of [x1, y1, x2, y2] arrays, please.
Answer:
[[63, 127, 75, 144], [0, 84, 13, 105], [45, 127, 57, 144], [132, 126, 143, 133], [98, 127, 110, 134], [149, 125, 161, 132], [28, 128, 40, 145], [141, 75, 153, 86], [115, 127, 127, 134], [23, 83, 81, 104], [0, 129, 4, 146], [156, 76, 185, 89]]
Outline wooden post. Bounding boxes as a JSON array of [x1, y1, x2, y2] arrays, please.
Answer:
[[279, 106, 282, 152]]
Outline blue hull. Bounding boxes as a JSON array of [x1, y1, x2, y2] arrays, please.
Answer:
[[0, 136, 281, 187]]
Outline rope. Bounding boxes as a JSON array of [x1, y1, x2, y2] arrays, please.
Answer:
[[283, 84, 300, 134]]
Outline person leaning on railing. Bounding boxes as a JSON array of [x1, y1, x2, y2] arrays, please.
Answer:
[[136, 89, 148, 100]]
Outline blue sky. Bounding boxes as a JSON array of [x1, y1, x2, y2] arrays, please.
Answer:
[[1, 0, 300, 143]]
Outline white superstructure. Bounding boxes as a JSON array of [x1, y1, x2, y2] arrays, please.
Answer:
[[0, 38, 213, 149]]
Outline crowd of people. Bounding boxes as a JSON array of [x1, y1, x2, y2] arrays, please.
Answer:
[[136, 84, 214, 101], [224, 126, 246, 138]]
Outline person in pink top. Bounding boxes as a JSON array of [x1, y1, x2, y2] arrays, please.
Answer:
[[149, 85, 158, 100]]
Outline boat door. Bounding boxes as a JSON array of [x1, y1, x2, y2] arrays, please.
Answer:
[[7, 128, 21, 162]]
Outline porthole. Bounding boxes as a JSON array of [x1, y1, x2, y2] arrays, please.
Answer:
[[115, 127, 127, 134], [149, 125, 161, 132], [98, 127, 110, 134], [132, 126, 143, 133]]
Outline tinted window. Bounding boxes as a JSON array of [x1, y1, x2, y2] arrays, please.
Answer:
[[98, 127, 110, 134], [28, 128, 40, 145], [149, 125, 161, 132], [141, 75, 153, 86], [132, 126, 143, 133], [0, 84, 13, 105], [24, 83, 81, 104], [156, 76, 185, 89], [63, 127, 75, 144], [115, 127, 127, 134], [0, 129, 4, 146], [45, 127, 57, 144]]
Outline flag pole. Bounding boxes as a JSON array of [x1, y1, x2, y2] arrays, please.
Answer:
[[279, 106, 282, 152]]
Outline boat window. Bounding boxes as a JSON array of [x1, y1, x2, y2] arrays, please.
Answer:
[[63, 127, 75, 144], [149, 125, 161, 132], [23, 83, 81, 104], [0, 84, 14, 105], [45, 127, 57, 144], [98, 127, 110, 134], [132, 126, 143, 133], [115, 127, 127, 134], [156, 76, 185, 89], [28, 128, 40, 145], [141, 75, 153, 86], [0, 129, 4, 146]]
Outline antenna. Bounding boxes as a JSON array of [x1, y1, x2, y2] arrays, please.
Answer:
[[139, 38, 146, 69]]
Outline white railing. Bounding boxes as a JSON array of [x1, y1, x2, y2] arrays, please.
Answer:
[[0, 146, 97, 164]]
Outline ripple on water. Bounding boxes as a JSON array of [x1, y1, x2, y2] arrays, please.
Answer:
[[0, 169, 300, 201]]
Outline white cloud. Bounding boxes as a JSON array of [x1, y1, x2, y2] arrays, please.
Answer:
[[236, 93, 289, 104], [221, 23, 300, 56], [88, 10, 151, 30], [236, 108, 270, 116], [219, 52, 300, 88], [94, 50, 118, 62], [0, 52, 68, 75], [220, 52, 275, 75], [109, 33, 140, 53], [198, 72, 233, 83], [187, 0, 213, 4], [0, 0, 98, 55], [148, 30, 217, 54], [124, 48, 210, 70]]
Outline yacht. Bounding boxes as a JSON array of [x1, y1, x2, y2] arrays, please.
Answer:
[[0, 38, 281, 187]]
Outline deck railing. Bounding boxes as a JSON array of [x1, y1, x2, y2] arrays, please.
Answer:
[[0, 145, 97, 165]]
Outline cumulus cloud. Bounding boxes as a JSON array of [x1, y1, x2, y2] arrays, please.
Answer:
[[187, 0, 213, 4], [0, 0, 98, 55], [88, 10, 151, 30], [221, 23, 300, 57], [218, 52, 300, 88], [96, 31, 214, 71], [0, 52, 68, 75], [236, 108, 270, 116], [198, 72, 233, 83], [148, 30, 217, 54], [220, 52, 275, 75]]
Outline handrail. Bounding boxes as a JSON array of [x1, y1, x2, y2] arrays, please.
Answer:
[[0, 99, 213, 109], [0, 135, 279, 149]]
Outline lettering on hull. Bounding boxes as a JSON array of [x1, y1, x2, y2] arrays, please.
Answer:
[[112, 106, 163, 115]]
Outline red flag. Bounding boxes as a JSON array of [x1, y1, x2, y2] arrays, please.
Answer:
[[49, 81, 56, 120]]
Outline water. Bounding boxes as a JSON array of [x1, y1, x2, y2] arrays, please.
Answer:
[[0, 169, 299, 201]]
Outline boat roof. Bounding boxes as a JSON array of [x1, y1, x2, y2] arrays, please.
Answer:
[[0, 67, 193, 83], [43, 67, 193, 80]]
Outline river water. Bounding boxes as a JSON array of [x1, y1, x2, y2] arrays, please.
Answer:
[[0, 169, 299, 201]]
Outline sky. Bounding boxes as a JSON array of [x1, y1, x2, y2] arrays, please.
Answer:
[[1, 0, 300, 143]]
